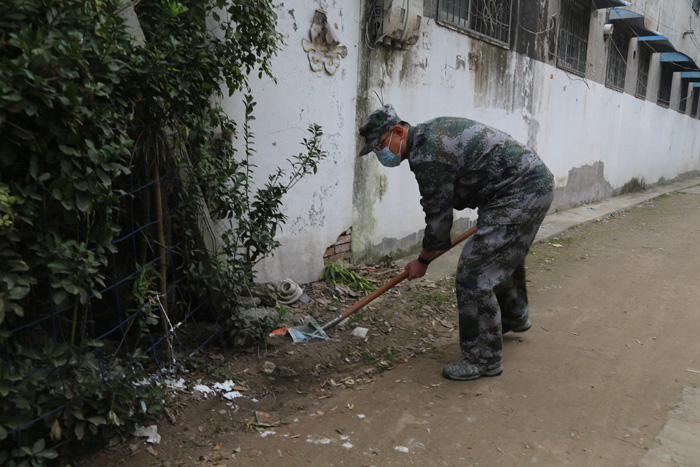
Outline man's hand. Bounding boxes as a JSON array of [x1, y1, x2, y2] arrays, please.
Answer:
[[405, 259, 429, 280]]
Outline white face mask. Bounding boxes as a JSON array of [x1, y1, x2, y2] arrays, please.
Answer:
[[374, 133, 403, 167]]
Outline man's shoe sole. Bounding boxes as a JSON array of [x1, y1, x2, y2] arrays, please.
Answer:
[[442, 365, 503, 382], [503, 319, 532, 334]]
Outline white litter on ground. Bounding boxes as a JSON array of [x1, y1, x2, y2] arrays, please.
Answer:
[[356, 414, 366, 419], [191, 379, 253, 403], [259, 431, 276, 438], [193, 384, 213, 398], [342, 442, 353, 449], [222, 391, 243, 400], [394, 446, 409, 453], [306, 435, 333, 445], [164, 378, 187, 390], [132, 425, 161, 444], [212, 380, 236, 391]]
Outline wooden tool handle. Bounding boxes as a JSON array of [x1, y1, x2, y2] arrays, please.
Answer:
[[321, 226, 476, 331]]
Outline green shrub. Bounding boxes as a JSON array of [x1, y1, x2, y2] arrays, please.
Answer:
[[0, 0, 325, 462]]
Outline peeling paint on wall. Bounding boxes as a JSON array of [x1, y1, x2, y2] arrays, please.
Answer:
[[553, 161, 613, 210], [286, 186, 332, 235], [288, 9, 297, 31]]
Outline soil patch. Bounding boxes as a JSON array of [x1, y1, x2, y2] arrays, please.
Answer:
[[85, 262, 460, 466]]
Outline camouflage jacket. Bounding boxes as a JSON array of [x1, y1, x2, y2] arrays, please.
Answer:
[[406, 117, 553, 251]]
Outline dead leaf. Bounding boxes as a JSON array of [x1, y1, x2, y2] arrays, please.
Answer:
[[50, 419, 62, 441], [74, 423, 85, 441], [213, 444, 222, 451], [436, 317, 455, 329]]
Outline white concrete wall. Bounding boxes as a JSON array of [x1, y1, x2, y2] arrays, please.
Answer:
[[351, 0, 700, 263], [220, 2, 362, 284], [225, 0, 700, 285]]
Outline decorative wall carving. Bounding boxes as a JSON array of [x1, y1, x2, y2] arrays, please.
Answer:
[[301, 9, 348, 75]]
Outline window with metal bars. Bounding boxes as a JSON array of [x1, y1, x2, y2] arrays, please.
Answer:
[[605, 30, 629, 91], [657, 65, 673, 107], [438, 0, 513, 46], [557, 0, 590, 75], [636, 45, 651, 99], [680, 79, 689, 113], [691, 89, 699, 117]]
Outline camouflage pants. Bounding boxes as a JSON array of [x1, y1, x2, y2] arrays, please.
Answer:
[[455, 173, 554, 365]]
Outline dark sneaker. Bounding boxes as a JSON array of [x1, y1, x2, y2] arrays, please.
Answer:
[[442, 360, 503, 381], [502, 318, 532, 334]]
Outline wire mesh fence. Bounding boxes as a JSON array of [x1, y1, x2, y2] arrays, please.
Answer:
[[0, 130, 228, 453]]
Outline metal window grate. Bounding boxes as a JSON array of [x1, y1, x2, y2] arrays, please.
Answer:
[[557, 0, 590, 75], [658, 66, 673, 107], [691, 89, 699, 117], [605, 30, 629, 91], [636, 45, 651, 98], [438, 0, 512, 46], [469, 0, 512, 44], [680, 79, 689, 113]]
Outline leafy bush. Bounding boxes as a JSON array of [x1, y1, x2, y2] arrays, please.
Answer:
[[0, 0, 325, 462]]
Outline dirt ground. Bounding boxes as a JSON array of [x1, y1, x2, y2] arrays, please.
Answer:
[[84, 189, 700, 466]]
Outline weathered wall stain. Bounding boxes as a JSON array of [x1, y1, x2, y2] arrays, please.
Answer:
[[288, 186, 331, 235], [513, 0, 552, 63], [376, 173, 388, 199], [288, 9, 297, 31], [472, 41, 510, 109]]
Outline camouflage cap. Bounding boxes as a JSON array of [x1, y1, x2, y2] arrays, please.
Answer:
[[358, 104, 401, 157]]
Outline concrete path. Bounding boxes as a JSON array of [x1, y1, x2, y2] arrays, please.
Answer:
[[397, 176, 700, 281]]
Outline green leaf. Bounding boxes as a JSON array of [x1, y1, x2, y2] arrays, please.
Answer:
[[87, 416, 106, 426], [8, 286, 30, 301], [35, 450, 59, 459], [8, 260, 29, 272], [76, 192, 91, 213], [31, 438, 46, 454], [47, 261, 70, 271], [13, 396, 30, 409], [58, 144, 75, 155], [96, 169, 111, 185], [53, 290, 67, 306]]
